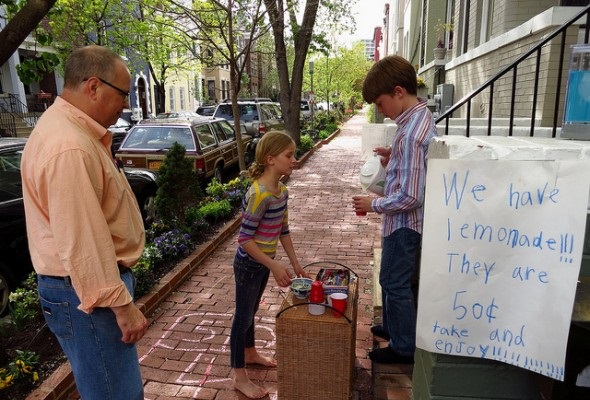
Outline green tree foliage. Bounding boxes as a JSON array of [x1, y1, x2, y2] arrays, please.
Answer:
[[262, 0, 357, 142], [304, 42, 372, 111], [48, 0, 198, 114], [154, 143, 203, 227], [135, 1, 200, 114], [168, 0, 269, 171]]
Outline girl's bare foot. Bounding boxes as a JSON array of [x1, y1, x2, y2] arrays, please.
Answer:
[[233, 369, 268, 399], [245, 349, 277, 367]]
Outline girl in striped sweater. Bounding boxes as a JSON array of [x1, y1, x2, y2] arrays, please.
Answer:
[[230, 131, 308, 399]]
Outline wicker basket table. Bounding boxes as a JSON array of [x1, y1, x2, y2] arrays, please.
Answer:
[[276, 279, 358, 399]]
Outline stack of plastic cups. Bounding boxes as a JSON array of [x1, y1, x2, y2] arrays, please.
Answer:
[[308, 280, 325, 315]]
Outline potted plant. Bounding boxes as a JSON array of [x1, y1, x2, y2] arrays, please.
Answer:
[[417, 76, 428, 98], [434, 20, 453, 60], [433, 39, 447, 60]]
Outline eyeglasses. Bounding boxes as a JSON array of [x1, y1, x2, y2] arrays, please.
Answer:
[[97, 78, 129, 102]]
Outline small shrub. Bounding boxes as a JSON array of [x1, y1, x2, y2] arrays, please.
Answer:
[[145, 221, 172, 243], [8, 273, 40, 330], [131, 257, 156, 298], [205, 177, 249, 206], [325, 122, 338, 133], [198, 199, 233, 223], [298, 134, 314, 154], [131, 243, 164, 297], [318, 130, 331, 140], [152, 229, 194, 260], [0, 350, 39, 390], [367, 104, 376, 123], [186, 214, 212, 243], [155, 143, 203, 228], [205, 178, 226, 200]]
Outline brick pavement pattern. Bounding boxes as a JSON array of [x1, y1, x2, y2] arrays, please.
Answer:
[[135, 110, 414, 400], [52, 110, 413, 400]]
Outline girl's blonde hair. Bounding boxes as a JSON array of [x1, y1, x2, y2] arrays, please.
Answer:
[[248, 131, 295, 179]]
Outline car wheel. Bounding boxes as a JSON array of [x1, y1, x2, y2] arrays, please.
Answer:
[[137, 189, 157, 226], [0, 267, 14, 316], [244, 148, 254, 167], [214, 164, 224, 183]]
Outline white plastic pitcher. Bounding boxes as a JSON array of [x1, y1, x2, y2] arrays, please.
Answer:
[[359, 153, 385, 195]]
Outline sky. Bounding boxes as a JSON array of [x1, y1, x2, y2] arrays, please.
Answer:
[[335, 0, 387, 45]]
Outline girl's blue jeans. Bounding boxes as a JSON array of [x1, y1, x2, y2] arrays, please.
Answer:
[[37, 270, 143, 400], [380, 227, 421, 357], [230, 254, 270, 368]]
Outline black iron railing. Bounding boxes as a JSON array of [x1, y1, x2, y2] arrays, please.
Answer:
[[0, 93, 40, 137], [436, 5, 590, 137]]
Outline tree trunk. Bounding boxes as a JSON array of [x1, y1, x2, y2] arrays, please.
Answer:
[[0, 0, 57, 66], [263, 0, 320, 144]]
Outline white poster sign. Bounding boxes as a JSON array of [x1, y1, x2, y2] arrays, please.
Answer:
[[416, 159, 590, 380]]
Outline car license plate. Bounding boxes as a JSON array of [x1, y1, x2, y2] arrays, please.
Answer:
[[148, 160, 163, 170]]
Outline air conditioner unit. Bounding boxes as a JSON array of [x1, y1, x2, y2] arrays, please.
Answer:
[[435, 84, 454, 116]]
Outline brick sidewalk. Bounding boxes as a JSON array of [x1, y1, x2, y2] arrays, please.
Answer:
[[29, 110, 414, 400]]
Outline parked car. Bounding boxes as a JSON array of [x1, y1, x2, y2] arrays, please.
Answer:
[[109, 117, 133, 156], [0, 138, 158, 316], [300, 99, 317, 119], [213, 98, 284, 139], [115, 116, 254, 182], [196, 105, 216, 117]]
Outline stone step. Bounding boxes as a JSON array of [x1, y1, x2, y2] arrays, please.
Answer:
[[436, 117, 544, 127], [439, 125, 559, 138]]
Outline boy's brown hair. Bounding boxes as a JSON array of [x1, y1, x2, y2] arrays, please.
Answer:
[[362, 55, 417, 104]]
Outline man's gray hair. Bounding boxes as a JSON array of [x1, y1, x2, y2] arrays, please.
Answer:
[[64, 45, 125, 88]]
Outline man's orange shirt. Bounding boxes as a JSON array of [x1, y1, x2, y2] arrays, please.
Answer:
[[22, 97, 145, 313]]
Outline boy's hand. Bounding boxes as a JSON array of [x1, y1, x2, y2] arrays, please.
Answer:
[[373, 146, 391, 166], [352, 195, 373, 214]]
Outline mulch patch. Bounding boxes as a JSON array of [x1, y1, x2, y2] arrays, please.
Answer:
[[0, 316, 66, 399]]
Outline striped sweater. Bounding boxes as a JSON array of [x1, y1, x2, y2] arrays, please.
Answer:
[[236, 180, 289, 260]]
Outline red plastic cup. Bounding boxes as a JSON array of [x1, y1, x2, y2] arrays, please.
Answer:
[[330, 293, 348, 317], [355, 211, 367, 216]]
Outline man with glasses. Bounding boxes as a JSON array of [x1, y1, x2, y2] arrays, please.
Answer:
[[21, 45, 148, 400]]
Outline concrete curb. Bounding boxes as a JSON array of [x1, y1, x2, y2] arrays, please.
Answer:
[[27, 127, 343, 400]]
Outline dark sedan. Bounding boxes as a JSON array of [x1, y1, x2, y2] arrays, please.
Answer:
[[0, 138, 157, 315]]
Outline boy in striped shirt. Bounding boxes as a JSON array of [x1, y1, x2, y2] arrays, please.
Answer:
[[353, 55, 438, 364]]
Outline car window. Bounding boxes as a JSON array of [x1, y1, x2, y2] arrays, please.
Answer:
[[0, 148, 23, 202], [269, 103, 283, 119], [214, 105, 234, 120], [260, 105, 275, 121], [123, 127, 168, 149], [166, 127, 195, 150], [212, 121, 236, 142], [195, 123, 217, 148], [197, 107, 215, 116], [239, 104, 258, 122], [0, 148, 22, 171], [301, 101, 310, 111]]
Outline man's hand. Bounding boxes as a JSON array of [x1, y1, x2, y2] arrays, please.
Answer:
[[111, 302, 149, 344]]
